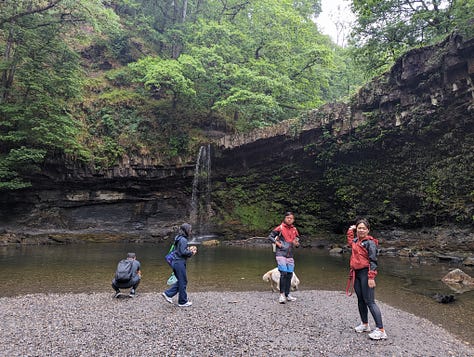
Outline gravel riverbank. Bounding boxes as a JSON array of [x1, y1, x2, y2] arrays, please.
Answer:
[[1, 290, 472, 357]]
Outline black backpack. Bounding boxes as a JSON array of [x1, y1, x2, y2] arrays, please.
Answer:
[[115, 259, 134, 282]]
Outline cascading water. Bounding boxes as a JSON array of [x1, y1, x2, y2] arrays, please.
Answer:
[[189, 144, 213, 241]]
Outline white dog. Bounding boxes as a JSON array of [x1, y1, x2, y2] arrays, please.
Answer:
[[262, 267, 300, 292]]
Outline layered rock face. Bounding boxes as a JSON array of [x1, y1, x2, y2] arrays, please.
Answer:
[[211, 33, 474, 247], [0, 33, 473, 246], [0, 157, 196, 243]]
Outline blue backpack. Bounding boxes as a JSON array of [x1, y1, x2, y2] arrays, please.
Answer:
[[165, 236, 181, 267]]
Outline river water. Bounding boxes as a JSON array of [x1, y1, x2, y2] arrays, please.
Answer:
[[1, 243, 473, 344]]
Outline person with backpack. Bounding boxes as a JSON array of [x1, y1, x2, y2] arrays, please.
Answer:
[[346, 218, 387, 340], [112, 252, 141, 297], [268, 212, 300, 304], [162, 223, 197, 307]]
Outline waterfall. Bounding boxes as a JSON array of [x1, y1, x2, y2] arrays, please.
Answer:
[[189, 144, 213, 240]]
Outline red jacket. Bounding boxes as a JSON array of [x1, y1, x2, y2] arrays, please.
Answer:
[[275, 222, 299, 243], [268, 222, 299, 258], [347, 228, 379, 279]]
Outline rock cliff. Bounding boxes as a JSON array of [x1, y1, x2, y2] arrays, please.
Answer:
[[0, 33, 472, 249]]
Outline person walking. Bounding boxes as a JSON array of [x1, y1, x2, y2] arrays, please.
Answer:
[[112, 252, 141, 297], [268, 212, 300, 304], [162, 223, 197, 307], [346, 218, 387, 340]]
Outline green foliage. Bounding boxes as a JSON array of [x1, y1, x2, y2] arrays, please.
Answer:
[[0, 0, 365, 190], [0, 2, 99, 189], [0, 146, 46, 189], [349, 0, 474, 77], [130, 55, 199, 101], [123, 0, 335, 132]]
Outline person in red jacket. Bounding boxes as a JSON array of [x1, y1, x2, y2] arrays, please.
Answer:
[[347, 218, 387, 340], [268, 212, 300, 304]]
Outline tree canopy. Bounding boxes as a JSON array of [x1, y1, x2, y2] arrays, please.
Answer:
[[350, 0, 474, 77], [1, 0, 470, 190]]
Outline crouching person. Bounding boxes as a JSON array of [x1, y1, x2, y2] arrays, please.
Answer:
[[112, 252, 141, 297]]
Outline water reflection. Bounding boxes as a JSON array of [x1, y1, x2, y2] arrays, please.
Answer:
[[0, 243, 473, 344]]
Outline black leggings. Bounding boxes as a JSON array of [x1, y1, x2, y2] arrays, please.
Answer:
[[279, 271, 293, 296], [354, 268, 383, 328]]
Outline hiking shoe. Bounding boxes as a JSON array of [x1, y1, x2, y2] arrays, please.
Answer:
[[178, 301, 193, 307], [354, 323, 371, 333], [279, 295, 286, 304], [369, 328, 387, 340], [113, 290, 121, 298], [162, 292, 173, 304], [286, 295, 297, 302], [129, 289, 136, 297]]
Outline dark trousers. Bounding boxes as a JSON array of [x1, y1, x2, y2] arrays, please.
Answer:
[[112, 276, 140, 292], [354, 268, 383, 328], [165, 260, 188, 305], [279, 271, 293, 296]]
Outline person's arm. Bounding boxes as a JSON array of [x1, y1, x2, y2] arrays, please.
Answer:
[[293, 228, 300, 247], [347, 225, 356, 246], [268, 229, 282, 247], [135, 261, 142, 278], [177, 237, 193, 258], [367, 239, 378, 287]]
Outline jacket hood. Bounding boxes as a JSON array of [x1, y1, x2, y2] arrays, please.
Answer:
[[178, 223, 192, 238]]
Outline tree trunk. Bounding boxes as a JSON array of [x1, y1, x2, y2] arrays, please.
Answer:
[[182, 0, 188, 22], [1, 27, 16, 103]]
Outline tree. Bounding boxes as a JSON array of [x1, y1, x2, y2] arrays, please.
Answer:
[[0, 0, 119, 189], [350, 0, 474, 77]]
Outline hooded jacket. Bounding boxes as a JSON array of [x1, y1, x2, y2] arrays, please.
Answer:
[[347, 228, 379, 279], [173, 223, 194, 262], [268, 222, 299, 258]]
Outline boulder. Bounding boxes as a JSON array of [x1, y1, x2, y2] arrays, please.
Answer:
[[329, 247, 343, 255], [442, 268, 474, 293]]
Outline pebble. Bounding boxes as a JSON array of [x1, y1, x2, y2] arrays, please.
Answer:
[[0, 290, 473, 357]]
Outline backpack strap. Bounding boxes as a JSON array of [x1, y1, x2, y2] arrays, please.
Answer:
[[277, 224, 284, 240]]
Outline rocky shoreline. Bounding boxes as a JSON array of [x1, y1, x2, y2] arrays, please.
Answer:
[[0, 290, 473, 357]]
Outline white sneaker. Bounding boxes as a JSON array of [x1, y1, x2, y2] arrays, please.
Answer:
[[369, 328, 387, 340], [286, 295, 297, 302], [354, 323, 371, 333], [178, 301, 193, 307], [162, 292, 173, 304], [279, 294, 286, 304]]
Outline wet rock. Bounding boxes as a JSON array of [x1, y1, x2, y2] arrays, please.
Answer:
[[437, 255, 463, 263], [399, 248, 413, 257], [432, 293, 456, 304], [442, 269, 474, 285], [463, 257, 474, 266], [442, 268, 474, 293], [329, 247, 343, 255], [202, 239, 220, 246]]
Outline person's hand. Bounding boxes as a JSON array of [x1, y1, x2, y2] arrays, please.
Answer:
[[368, 279, 376, 288], [276, 241, 282, 248], [189, 245, 198, 255], [293, 238, 300, 247]]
